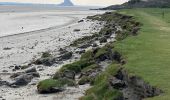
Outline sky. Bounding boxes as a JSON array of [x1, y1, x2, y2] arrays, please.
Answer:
[[0, 0, 128, 6]]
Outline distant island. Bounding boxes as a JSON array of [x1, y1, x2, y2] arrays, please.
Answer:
[[57, 0, 74, 6], [100, 0, 170, 10]]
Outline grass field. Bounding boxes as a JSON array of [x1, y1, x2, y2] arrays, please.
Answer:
[[114, 8, 170, 100]]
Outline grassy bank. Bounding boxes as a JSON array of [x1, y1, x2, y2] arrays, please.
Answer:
[[115, 8, 170, 100], [37, 8, 170, 100]]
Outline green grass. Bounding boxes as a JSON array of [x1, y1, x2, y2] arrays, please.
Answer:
[[80, 63, 122, 100], [113, 8, 170, 100], [37, 78, 76, 93], [59, 59, 95, 73]]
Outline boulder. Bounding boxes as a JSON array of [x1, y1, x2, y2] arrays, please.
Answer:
[[10, 74, 33, 87]]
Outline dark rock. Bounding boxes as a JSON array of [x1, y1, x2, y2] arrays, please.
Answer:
[[27, 72, 40, 77], [59, 52, 73, 60], [38, 68, 44, 71], [54, 70, 75, 80], [39, 87, 64, 94], [75, 50, 85, 54], [10, 74, 33, 87], [14, 65, 21, 70], [78, 20, 84, 23], [3, 47, 12, 50], [34, 57, 55, 66], [112, 51, 122, 62], [99, 37, 107, 43], [63, 70, 75, 80], [92, 43, 98, 47], [73, 29, 80, 32], [59, 48, 68, 54], [10, 72, 24, 78], [25, 67, 37, 73], [110, 78, 126, 89], [132, 27, 140, 35], [114, 69, 163, 100], [0, 81, 9, 86], [78, 43, 91, 49], [2, 70, 8, 72]]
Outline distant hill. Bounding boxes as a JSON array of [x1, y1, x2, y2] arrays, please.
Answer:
[[100, 0, 170, 10], [57, 0, 74, 6]]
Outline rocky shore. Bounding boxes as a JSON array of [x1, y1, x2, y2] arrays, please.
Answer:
[[0, 11, 163, 100]]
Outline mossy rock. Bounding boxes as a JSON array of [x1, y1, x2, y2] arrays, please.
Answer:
[[78, 76, 95, 85], [41, 52, 52, 58], [78, 76, 90, 85], [59, 59, 95, 73], [37, 78, 76, 94], [80, 50, 94, 60]]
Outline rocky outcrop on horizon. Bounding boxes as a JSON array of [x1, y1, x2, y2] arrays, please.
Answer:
[[57, 0, 74, 6]]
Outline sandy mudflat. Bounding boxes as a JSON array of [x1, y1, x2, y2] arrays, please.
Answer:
[[0, 5, 105, 100]]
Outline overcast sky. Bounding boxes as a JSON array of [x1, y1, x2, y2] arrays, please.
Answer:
[[0, 0, 128, 6]]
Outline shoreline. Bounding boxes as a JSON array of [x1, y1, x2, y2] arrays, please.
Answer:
[[0, 15, 78, 39], [0, 9, 105, 100]]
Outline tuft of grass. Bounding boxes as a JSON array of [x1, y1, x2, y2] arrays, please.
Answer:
[[37, 78, 76, 93], [59, 59, 95, 73]]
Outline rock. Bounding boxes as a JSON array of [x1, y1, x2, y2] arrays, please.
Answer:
[[54, 70, 75, 80], [25, 67, 37, 73], [112, 51, 121, 62], [10, 72, 24, 78], [0, 81, 9, 86], [59, 52, 73, 60], [38, 68, 44, 71], [59, 48, 68, 54], [73, 29, 80, 32], [14, 65, 21, 70], [78, 43, 91, 49], [132, 27, 140, 35], [110, 78, 126, 89], [75, 50, 85, 54], [37, 79, 65, 94], [78, 76, 90, 85], [78, 20, 84, 23], [3, 47, 12, 50], [63, 70, 75, 80], [2, 70, 8, 72], [92, 43, 98, 47], [99, 37, 107, 43], [9, 71, 40, 87], [34, 57, 55, 66], [10, 74, 33, 87]]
